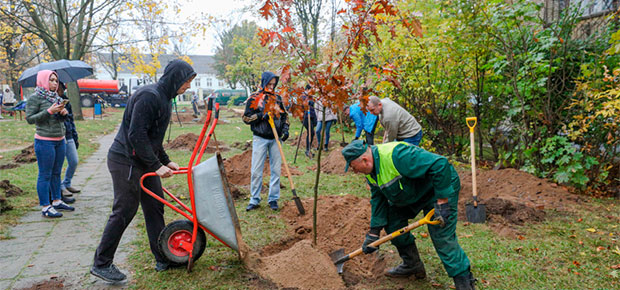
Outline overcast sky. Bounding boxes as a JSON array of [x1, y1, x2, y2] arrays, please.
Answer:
[[177, 0, 262, 55]]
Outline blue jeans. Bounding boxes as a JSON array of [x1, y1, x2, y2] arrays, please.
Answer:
[[398, 129, 424, 146], [316, 120, 335, 147], [61, 138, 79, 190], [34, 139, 66, 206], [249, 135, 282, 205]]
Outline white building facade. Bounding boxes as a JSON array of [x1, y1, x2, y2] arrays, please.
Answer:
[[94, 54, 242, 103]]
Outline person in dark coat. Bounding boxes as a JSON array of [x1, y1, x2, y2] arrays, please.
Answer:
[[242, 71, 289, 212], [57, 82, 79, 204], [91, 59, 196, 282]]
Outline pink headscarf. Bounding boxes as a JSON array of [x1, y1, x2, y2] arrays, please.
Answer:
[[36, 70, 58, 91]]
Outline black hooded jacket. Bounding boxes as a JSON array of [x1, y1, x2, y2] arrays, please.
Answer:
[[108, 59, 196, 171], [242, 71, 289, 139]]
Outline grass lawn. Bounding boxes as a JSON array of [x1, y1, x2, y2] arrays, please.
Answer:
[[0, 109, 123, 238], [125, 107, 619, 289]]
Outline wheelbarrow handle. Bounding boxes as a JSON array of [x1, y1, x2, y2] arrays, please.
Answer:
[[336, 209, 440, 264]]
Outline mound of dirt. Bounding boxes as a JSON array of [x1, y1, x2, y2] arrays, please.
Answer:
[[289, 131, 343, 149], [0, 195, 12, 213], [307, 146, 348, 175], [0, 180, 24, 197], [14, 144, 36, 163], [165, 133, 229, 153], [458, 168, 582, 236], [0, 163, 20, 170], [265, 195, 390, 287], [231, 140, 252, 151], [173, 112, 200, 123], [257, 240, 345, 290], [223, 150, 303, 186]]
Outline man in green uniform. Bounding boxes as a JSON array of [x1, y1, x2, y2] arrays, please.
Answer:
[[342, 140, 475, 290]]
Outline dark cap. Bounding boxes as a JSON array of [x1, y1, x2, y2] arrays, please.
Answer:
[[341, 140, 368, 172]]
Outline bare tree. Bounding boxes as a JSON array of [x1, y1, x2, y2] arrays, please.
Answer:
[[0, 0, 124, 119], [294, 0, 322, 59]]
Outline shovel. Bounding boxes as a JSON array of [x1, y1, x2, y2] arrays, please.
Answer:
[[330, 209, 441, 274], [268, 114, 306, 215], [465, 117, 486, 223]]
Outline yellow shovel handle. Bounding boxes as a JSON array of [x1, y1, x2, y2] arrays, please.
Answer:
[[466, 117, 477, 133]]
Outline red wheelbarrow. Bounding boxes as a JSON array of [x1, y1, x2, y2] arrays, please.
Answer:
[[140, 98, 242, 272]]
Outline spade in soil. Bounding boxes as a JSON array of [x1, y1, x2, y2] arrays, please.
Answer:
[[465, 117, 486, 223], [330, 209, 441, 274]]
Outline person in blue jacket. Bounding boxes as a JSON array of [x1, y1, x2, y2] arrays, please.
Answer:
[[345, 101, 378, 145]]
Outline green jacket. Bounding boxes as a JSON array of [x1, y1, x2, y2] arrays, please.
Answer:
[[25, 93, 66, 138], [366, 142, 460, 228]]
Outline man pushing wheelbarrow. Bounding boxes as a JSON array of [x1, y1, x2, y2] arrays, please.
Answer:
[[338, 140, 476, 290]]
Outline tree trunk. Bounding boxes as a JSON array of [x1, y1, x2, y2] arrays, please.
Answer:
[[66, 82, 83, 120]]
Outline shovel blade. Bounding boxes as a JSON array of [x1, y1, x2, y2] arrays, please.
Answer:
[[466, 203, 486, 223], [329, 248, 346, 274]]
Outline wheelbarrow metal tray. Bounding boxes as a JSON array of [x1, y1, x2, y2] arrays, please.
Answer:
[[191, 153, 241, 252]]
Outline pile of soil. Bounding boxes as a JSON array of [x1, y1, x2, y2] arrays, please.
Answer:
[[257, 240, 345, 290], [258, 195, 390, 288], [0, 163, 20, 170], [223, 150, 302, 186], [457, 168, 582, 236], [231, 140, 252, 151], [165, 133, 229, 153], [173, 112, 200, 123], [307, 146, 348, 175], [0, 179, 25, 197], [289, 131, 341, 149], [14, 144, 36, 163]]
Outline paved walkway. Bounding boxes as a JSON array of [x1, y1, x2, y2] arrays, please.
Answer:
[[0, 130, 137, 290]]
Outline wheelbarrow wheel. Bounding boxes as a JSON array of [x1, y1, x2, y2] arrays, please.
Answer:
[[157, 220, 207, 265]]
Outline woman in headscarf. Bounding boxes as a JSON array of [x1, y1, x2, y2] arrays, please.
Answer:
[[25, 70, 75, 218]]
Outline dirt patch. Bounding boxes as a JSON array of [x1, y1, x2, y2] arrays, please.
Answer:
[[14, 144, 36, 163], [231, 140, 252, 151], [164, 133, 229, 153], [0, 179, 25, 197], [81, 107, 120, 118], [0, 163, 20, 170], [458, 168, 582, 236], [307, 146, 348, 175], [257, 239, 345, 290], [17, 277, 64, 290], [223, 150, 302, 186], [0, 195, 12, 213]]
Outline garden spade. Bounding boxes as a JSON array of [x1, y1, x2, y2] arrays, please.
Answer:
[[330, 209, 441, 274], [465, 117, 486, 223], [268, 114, 306, 215]]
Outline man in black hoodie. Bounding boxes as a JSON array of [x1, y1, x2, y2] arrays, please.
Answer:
[[91, 59, 196, 282], [243, 71, 289, 212]]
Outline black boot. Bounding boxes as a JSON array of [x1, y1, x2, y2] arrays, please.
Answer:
[[453, 270, 476, 290], [385, 243, 426, 279]]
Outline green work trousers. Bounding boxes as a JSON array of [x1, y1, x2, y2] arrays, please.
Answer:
[[385, 194, 471, 277]]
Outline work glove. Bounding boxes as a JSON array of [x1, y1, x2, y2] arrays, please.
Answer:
[[362, 233, 379, 254], [434, 202, 451, 228], [281, 131, 289, 142], [74, 140, 79, 150]]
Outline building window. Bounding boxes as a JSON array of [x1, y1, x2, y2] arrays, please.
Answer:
[[206, 78, 212, 87], [218, 80, 225, 87], [195, 78, 201, 87]]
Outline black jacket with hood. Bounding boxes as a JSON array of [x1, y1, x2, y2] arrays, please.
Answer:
[[242, 71, 289, 139], [108, 59, 196, 171]]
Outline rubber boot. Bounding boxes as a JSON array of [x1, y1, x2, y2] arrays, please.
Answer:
[[385, 243, 426, 279], [453, 270, 476, 290]]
